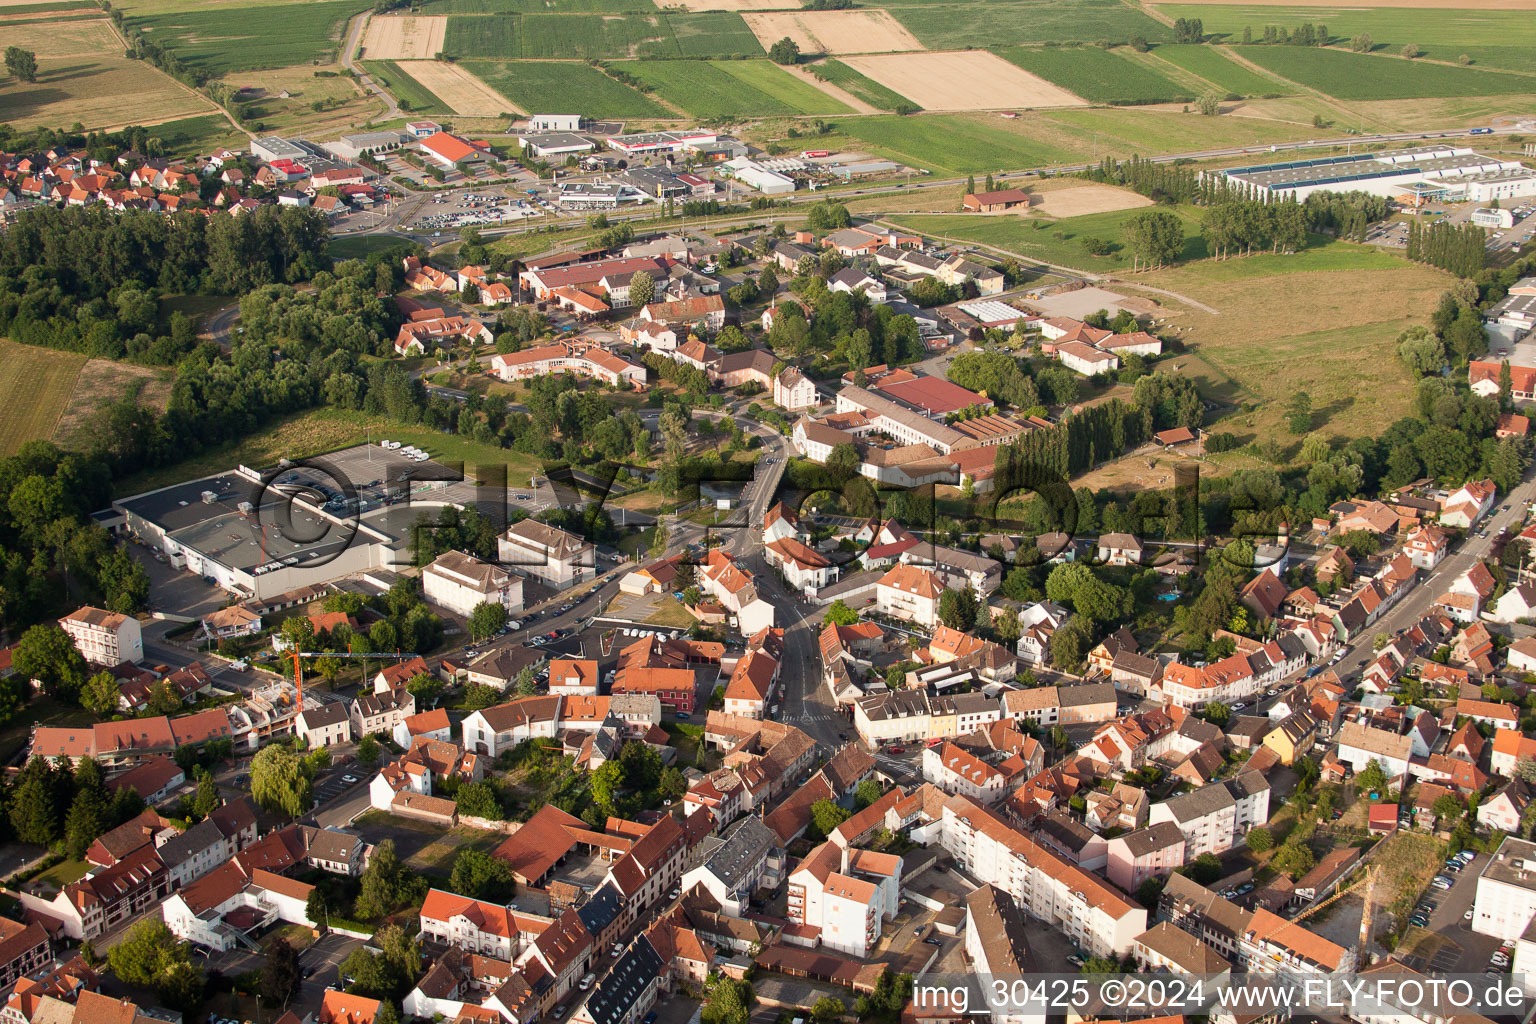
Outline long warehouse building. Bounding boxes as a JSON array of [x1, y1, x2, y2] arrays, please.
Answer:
[[1214, 147, 1536, 204]]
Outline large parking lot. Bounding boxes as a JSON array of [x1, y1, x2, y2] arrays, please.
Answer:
[[407, 189, 549, 235], [1397, 850, 1510, 975]]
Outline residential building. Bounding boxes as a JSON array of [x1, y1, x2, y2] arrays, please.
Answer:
[[1148, 773, 1270, 858], [423, 551, 524, 618], [1106, 821, 1187, 893], [963, 884, 1045, 1024], [59, 606, 143, 666], [875, 564, 944, 628], [785, 842, 901, 958], [296, 702, 353, 748], [499, 521, 596, 591], [679, 816, 782, 917]]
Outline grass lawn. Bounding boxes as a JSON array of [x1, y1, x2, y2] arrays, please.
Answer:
[[1136, 247, 1447, 444], [365, 60, 452, 117], [0, 339, 88, 457], [645, 600, 699, 629], [1148, 43, 1293, 96], [112, 406, 545, 497], [1237, 46, 1536, 100], [617, 525, 660, 557], [330, 234, 414, 261], [663, 721, 703, 763], [617, 60, 851, 118], [464, 61, 669, 120], [29, 858, 88, 894], [891, 205, 1206, 271], [889, 0, 1170, 48], [995, 46, 1194, 104], [809, 59, 916, 111], [127, 0, 366, 74]]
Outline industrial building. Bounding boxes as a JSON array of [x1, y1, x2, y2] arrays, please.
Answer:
[[722, 157, 795, 195], [1215, 147, 1536, 204], [326, 131, 409, 162], [519, 132, 597, 158]]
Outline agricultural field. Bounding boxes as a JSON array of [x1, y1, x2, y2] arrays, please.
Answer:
[[133, 113, 249, 153], [215, 64, 378, 138], [840, 51, 1086, 110], [127, 0, 366, 74], [891, 205, 1207, 271], [0, 18, 211, 130], [364, 60, 452, 115], [1028, 182, 1152, 218], [423, 0, 657, 10], [395, 59, 517, 115], [996, 46, 1194, 104], [1148, 43, 1292, 95], [740, 10, 924, 54], [890, 0, 1171, 49], [1137, 246, 1446, 442], [465, 60, 671, 118], [359, 14, 447, 60], [443, 11, 761, 58], [0, 0, 98, 12], [1238, 45, 1536, 99], [616, 59, 852, 117], [819, 114, 1082, 174], [1155, 5, 1536, 51], [0, 340, 88, 457], [808, 59, 916, 110]]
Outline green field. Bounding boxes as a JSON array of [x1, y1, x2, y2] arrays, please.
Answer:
[[1238, 46, 1536, 99], [465, 60, 670, 118], [422, 0, 654, 10], [1156, 5, 1536, 51], [128, 0, 366, 73], [330, 235, 414, 261], [144, 113, 249, 154], [365, 61, 451, 116], [1149, 43, 1291, 96], [810, 59, 916, 111], [444, 12, 761, 58], [828, 114, 1080, 175], [890, 0, 1171, 48], [617, 60, 850, 117], [0, 339, 87, 457], [996, 46, 1193, 104], [0, 0, 97, 12], [892, 206, 1207, 271]]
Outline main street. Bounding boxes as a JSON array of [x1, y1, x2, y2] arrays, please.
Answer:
[[1333, 470, 1536, 679]]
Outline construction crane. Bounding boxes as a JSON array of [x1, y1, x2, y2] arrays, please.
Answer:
[[1289, 861, 1383, 969], [286, 649, 419, 711]]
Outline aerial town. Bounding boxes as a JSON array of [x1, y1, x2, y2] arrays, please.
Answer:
[[6, 0, 1536, 1022]]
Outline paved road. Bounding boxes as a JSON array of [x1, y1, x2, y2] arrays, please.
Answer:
[[339, 11, 399, 121], [1333, 471, 1536, 680]]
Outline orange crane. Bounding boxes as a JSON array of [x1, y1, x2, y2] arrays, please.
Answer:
[[286, 649, 419, 710]]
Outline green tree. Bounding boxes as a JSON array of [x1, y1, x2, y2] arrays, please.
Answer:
[[14, 623, 87, 704], [357, 735, 380, 765], [462, 682, 503, 710], [468, 601, 508, 641], [769, 36, 801, 63], [261, 936, 300, 1007], [1123, 209, 1185, 270], [455, 781, 502, 819], [824, 599, 860, 627], [355, 839, 419, 921], [826, 442, 860, 481], [250, 744, 313, 818], [81, 670, 121, 716], [11, 757, 61, 846], [592, 760, 625, 815], [449, 847, 515, 902], [515, 665, 538, 696], [1357, 759, 1389, 793], [812, 997, 846, 1024], [1246, 825, 1274, 852], [108, 919, 187, 987], [937, 586, 978, 631], [1204, 700, 1231, 726], [192, 769, 221, 818], [4, 46, 37, 83], [810, 798, 850, 839], [629, 271, 655, 307], [660, 766, 687, 802], [855, 779, 882, 809]]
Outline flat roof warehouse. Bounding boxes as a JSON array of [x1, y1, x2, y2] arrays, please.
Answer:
[[1217, 146, 1536, 202], [112, 444, 487, 601]]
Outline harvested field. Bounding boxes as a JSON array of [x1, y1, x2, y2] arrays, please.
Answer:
[[0, 0, 98, 6], [1158, 0, 1536, 6], [1029, 183, 1153, 218], [396, 59, 516, 113], [4, 16, 120, 56], [0, 340, 87, 457], [361, 14, 448, 59], [656, 0, 791, 10], [741, 9, 923, 54], [54, 359, 173, 449], [841, 51, 1085, 110], [0, 44, 209, 130]]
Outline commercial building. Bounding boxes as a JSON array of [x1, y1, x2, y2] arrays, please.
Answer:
[[1215, 147, 1536, 203], [498, 520, 596, 591], [721, 157, 795, 195]]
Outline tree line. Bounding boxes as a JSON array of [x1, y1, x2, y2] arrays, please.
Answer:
[[1406, 218, 1489, 279]]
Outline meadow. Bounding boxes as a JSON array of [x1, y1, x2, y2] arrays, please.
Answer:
[[364, 61, 452, 116], [891, 206, 1208, 271], [809, 59, 916, 111], [617, 59, 851, 117], [1147, 43, 1291, 96], [127, 0, 367, 74], [1237, 45, 1536, 99], [1154, 5, 1536, 52], [996, 46, 1193, 104], [443, 11, 761, 58], [890, 0, 1171, 48], [465, 60, 671, 118], [0, 340, 87, 457], [827, 114, 1082, 174]]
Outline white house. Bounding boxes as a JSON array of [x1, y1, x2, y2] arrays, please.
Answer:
[[161, 862, 315, 952], [773, 367, 818, 412], [296, 702, 353, 748], [423, 550, 524, 618], [60, 606, 144, 666], [764, 537, 836, 594], [874, 564, 944, 629], [499, 521, 596, 591]]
